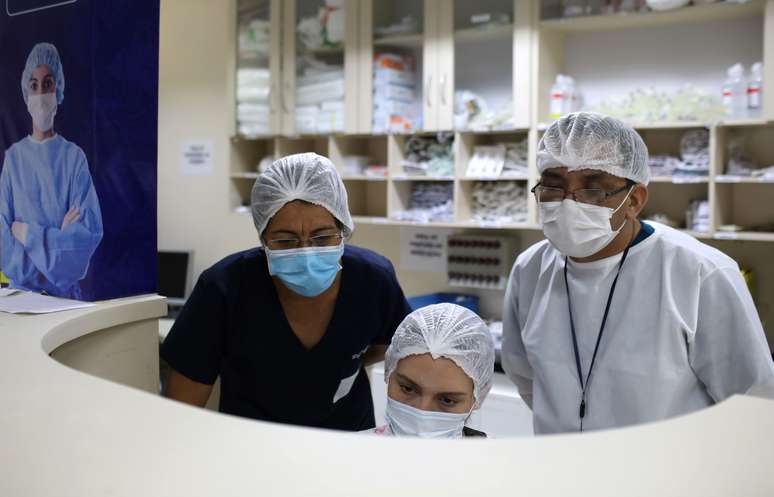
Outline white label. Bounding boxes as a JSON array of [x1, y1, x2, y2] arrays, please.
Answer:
[[332, 369, 360, 404], [714, 232, 739, 240], [748, 83, 762, 109], [550, 92, 564, 118], [181, 140, 214, 176], [399, 227, 450, 273]]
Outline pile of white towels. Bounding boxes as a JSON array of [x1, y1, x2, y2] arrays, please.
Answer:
[[237, 68, 271, 137], [295, 57, 345, 134]]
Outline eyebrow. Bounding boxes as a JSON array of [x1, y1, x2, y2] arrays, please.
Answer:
[[580, 172, 607, 181], [437, 391, 469, 398], [541, 171, 565, 182], [267, 230, 300, 238], [395, 373, 419, 387], [581, 173, 626, 189], [395, 373, 468, 397], [28, 74, 54, 82], [310, 224, 338, 235]]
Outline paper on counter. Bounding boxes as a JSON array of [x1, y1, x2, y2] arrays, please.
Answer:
[[0, 291, 95, 314]]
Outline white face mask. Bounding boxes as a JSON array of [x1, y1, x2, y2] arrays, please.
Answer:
[[384, 398, 470, 439], [27, 93, 58, 132], [539, 187, 633, 258]]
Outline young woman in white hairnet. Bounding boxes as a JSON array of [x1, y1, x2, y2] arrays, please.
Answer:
[[161, 153, 411, 431], [0, 43, 103, 299], [367, 303, 495, 438], [502, 112, 774, 435]]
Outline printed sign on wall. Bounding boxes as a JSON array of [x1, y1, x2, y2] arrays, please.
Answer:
[[399, 227, 450, 273]]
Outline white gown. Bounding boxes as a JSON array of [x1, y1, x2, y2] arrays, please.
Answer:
[[502, 222, 774, 434]]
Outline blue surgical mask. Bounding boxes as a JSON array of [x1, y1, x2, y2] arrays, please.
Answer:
[[265, 243, 344, 297], [384, 398, 470, 439]]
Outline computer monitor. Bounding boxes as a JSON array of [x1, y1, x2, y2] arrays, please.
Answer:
[[157, 251, 193, 307]]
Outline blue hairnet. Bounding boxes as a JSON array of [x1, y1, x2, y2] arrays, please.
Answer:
[[21, 43, 65, 104]]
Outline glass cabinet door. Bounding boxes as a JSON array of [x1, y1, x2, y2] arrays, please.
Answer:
[[284, 0, 353, 135], [452, 0, 516, 132], [236, 0, 279, 137], [366, 0, 426, 134]]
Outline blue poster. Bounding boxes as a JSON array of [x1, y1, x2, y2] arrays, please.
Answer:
[[0, 0, 159, 301]]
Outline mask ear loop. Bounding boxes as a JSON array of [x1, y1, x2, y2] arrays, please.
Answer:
[[611, 185, 636, 233], [463, 393, 480, 429], [612, 185, 636, 214]]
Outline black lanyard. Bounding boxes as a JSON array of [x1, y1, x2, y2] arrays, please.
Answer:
[[563, 243, 631, 432]]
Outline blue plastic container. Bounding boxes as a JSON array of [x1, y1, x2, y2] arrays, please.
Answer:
[[406, 292, 479, 314]]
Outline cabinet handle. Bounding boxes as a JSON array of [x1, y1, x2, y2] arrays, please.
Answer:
[[425, 75, 433, 108], [440, 74, 447, 106], [282, 81, 291, 113]]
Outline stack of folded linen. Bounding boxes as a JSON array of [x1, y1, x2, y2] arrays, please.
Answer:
[[237, 68, 271, 136], [296, 58, 345, 134]]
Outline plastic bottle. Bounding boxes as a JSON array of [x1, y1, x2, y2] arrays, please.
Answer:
[[748, 62, 763, 118], [549, 75, 568, 120], [722, 63, 747, 119], [564, 76, 577, 114]]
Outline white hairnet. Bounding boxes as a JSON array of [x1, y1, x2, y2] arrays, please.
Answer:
[[22, 43, 65, 104], [384, 303, 496, 408], [251, 152, 354, 238], [537, 112, 650, 185]]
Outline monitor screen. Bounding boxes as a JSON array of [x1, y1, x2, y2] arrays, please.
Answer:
[[157, 251, 191, 302]]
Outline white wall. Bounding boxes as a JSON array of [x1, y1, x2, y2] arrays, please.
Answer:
[[565, 17, 764, 108], [158, 0, 258, 279]]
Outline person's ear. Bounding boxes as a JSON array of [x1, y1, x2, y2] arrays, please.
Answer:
[[627, 184, 648, 219]]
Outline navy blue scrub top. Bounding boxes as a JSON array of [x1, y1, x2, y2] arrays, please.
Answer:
[[160, 245, 411, 431]]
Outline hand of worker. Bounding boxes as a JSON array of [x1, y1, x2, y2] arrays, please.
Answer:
[[61, 207, 81, 230], [11, 222, 29, 246]]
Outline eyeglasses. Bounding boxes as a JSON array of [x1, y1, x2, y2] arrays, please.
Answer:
[[530, 183, 632, 206], [265, 232, 343, 250]]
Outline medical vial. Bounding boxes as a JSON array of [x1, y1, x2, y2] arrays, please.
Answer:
[[550, 75, 567, 120], [748, 62, 763, 118], [722, 63, 748, 119]]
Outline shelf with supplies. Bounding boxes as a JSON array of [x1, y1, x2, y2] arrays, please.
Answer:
[[228, 1, 774, 244], [539, 0, 764, 33], [227, 123, 774, 242]]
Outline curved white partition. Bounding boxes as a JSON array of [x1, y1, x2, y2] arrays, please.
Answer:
[[1, 295, 773, 496]]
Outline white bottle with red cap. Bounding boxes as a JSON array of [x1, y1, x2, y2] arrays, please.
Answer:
[[748, 62, 763, 118], [549, 75, 569, 121], [722, 63, 748, 119]]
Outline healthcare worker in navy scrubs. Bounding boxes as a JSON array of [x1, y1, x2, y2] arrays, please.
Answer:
[[162, 153, 411, 431]]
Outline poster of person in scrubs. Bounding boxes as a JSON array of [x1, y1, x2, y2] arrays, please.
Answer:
[[0, 1, 159, 302], [0, 42, 103, 300]]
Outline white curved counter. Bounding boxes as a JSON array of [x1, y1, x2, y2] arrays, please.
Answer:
[[1, 296, 774, 496]]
